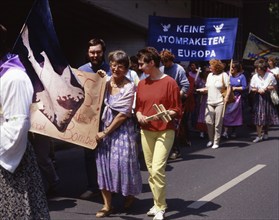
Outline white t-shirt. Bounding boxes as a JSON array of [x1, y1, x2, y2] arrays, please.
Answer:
[[0, 68, 34, 173], [206, 72, 230, 106]]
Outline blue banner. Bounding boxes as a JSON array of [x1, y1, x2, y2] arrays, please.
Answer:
[[13, 0, 85, 132], [148, 16, 238, 61]]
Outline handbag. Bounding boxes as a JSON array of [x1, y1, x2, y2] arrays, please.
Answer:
[[221, 73, 235, 104], [270, 89, 279, 105]]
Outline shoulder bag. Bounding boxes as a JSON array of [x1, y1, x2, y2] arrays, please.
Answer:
[[221, 73, 235, 104]]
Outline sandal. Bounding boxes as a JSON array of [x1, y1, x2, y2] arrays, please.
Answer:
[[96, 207, 114, 218]]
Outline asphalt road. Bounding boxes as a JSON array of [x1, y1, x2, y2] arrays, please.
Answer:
[[48, 124, 279, 220]]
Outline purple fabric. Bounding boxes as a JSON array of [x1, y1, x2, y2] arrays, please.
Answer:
[[96, 82, 142, 196], [0, 54, 25, 78], [197, 94, 207, 124], [101, 81, 135, 127], [223, 95, 242, 126], [253, 92, 279, 126], [230, 73, 247, 96]]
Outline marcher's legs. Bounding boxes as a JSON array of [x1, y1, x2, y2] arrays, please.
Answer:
[[141, 129, 174, 211], [205, 104, 215, 143], [96, 189, 113, 218], [214, 104, 224, 145], [205, 104, 224, 146], [256, 125, 263, 137], [84, 148, 98, 191], [32, 134, 59, 192], [101, 189, 112, 210]]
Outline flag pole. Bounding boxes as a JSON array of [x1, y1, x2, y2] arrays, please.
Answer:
[[222, 59, 233, 117], [12, 0, 39, 52]]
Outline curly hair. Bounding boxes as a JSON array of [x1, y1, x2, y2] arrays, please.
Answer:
[[160, 49, 175, 62], [209, 59, 225, 74], [254, 58, 268, 71]]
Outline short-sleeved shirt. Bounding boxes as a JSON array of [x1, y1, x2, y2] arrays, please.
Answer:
[[206, 72, 230, 106]]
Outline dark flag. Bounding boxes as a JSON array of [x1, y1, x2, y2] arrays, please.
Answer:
[[13, 0, 85, 132]]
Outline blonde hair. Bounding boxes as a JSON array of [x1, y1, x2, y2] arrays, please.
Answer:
[[209, 59, 225, 74]]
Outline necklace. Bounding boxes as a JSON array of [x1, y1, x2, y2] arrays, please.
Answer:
[[110, 79, 124, 88]]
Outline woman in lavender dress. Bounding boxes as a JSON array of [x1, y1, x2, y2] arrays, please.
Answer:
[[250, 58, 279, 142], [95, 50, 142, 217], [223, 61, 247, 138]]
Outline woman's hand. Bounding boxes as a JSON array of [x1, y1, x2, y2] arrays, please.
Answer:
[[136, 112, 148, 125], [95, 131, 106, 142], [258, 88, 266, 94], [196, 88, 207, 94], [97, 70, 106, 78], [224, 95, 229, 104]]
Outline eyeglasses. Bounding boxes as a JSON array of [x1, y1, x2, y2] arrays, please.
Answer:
[[110, 63, 126, 71]]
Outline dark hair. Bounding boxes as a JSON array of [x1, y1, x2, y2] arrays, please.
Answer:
[[268, 56, 276, 63], [137, 47, 161, 68], [231, 61, 242, 73], [108, 50, 130, 69], [0, 24, 8, 58], [130, 55, 138, 65], [254, 58, 268, 71], [88, 38, 106, 52]]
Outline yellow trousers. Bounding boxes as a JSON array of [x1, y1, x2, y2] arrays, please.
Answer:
[[140, 129, 175, 211]]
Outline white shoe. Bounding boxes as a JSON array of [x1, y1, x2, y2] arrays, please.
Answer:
[[206, 141, 213, 147], [147, 206, 157, 216], [212, 144, 219, 149], [253, 136, 262, 143], [153, 210, 165, 220], [263, 134, 268, 140], [200, 132, 205, 138]]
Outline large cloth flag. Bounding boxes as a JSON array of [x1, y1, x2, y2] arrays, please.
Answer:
[[13, 0, 106, 149], [243, 33, 279, 60], [148, 16, 238, 61]]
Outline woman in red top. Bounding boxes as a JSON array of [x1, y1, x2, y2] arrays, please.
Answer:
[[135, 47, 181, 220]]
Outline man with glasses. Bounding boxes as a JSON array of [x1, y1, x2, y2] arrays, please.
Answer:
[[78, 38, 111, 200]]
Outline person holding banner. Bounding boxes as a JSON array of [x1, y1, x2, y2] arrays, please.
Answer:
[[136, 47, 181, 220], [222, 61, 247, 138], [197, 59, 231, 149], [0, 24, 50, 220], [249, 58, 279, 142], [95, 50, 142, 217], [78, 38, 111, 200]]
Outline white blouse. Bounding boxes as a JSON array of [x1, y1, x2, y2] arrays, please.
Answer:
[[250, 71, 277, 90], [0, 68, 34, 173]]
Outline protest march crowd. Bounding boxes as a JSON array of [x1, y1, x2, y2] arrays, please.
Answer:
[[1, 22, 279, 220]]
